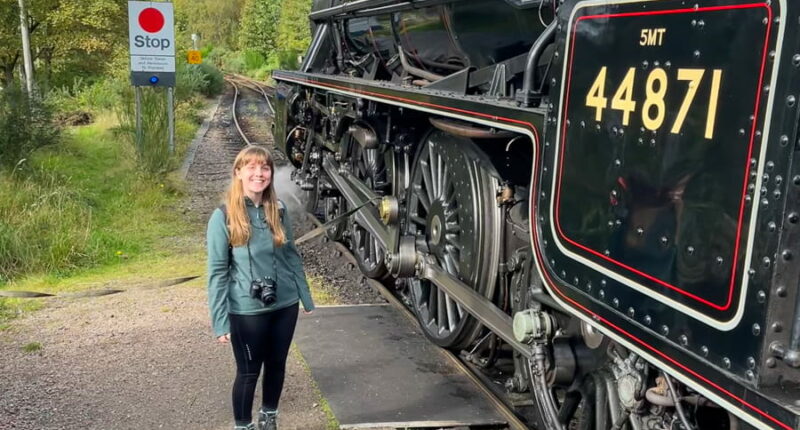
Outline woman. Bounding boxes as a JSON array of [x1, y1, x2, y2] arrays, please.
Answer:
[[207, 146, 315, 430]]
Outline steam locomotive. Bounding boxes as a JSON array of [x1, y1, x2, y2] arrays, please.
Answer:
[[270, 0, 800, 428]]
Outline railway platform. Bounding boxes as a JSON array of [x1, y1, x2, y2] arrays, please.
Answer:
[[295, 304, 512, 430]]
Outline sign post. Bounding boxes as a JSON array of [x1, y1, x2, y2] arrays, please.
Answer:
[[128, 1, 175, 155]]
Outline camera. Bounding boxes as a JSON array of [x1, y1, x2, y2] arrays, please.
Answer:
[[250, 277, 277, 306]]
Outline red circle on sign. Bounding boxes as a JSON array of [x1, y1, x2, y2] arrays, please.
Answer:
[[138, 8, 164, 33]]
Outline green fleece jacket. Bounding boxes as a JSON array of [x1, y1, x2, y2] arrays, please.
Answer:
[[207, 198, 315, 337]]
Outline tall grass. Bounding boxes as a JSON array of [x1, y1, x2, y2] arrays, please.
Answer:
[[116, 86, 173, 175], [0, 114, 189, 286]]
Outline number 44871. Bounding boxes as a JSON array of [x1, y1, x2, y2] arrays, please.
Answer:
[[585, 67, 722, 139]]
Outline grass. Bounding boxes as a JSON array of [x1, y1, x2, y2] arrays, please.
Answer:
[[0, 103, 208, 325], [307, 275, 338, 306], [22, 341, 42, 353]]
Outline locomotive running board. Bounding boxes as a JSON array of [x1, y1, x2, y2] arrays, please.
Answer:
[[421, 263, 532, 359]]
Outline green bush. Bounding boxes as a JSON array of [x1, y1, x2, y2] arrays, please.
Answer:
[[196, 63, 224, 96], [0, 87, 60, 169]]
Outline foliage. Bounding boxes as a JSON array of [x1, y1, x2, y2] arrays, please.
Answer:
[[176, 62, 224, 99], [0, 0, 126, 90], [273, 0, 313, 69], [115, 86, 172, 175], [238, 0, 280, 59], [0, 86, 59, 169], [173, 0, 245, 51], [0, 112, 195, 286]]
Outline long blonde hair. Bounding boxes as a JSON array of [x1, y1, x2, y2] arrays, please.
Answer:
[[224, 146, 286, 247]]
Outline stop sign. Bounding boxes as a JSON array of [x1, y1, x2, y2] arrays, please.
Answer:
[[128, 1, 174, 57], [128, 1, 174, 82]]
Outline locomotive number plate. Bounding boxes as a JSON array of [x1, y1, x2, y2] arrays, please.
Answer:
[[553, 1, 771, 318]]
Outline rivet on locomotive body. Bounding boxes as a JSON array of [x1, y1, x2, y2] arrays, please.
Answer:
[[649, 138, 656, 147], [753, 324, 762, 336], [595, 124, 601, 131], [586, 282, 593, 291], [774, 189, 782, 200], [679, 335, 688, 346], [686, 245, 695, 255], [794, 175, 800, 186], [763, 85, 771, 94], [757, 290, 767, 303], [780, 135, 790, 146], [788, 95, 797, 108], [580, 120, 585, 128], [775, 175, 784, 185], [653, 60, 660, 67], [636, 227, 644, 236], [603, 249, 611, 256], [723, 357, 732, 369], [660, 236, 669, 246], [573, 276, 579, 285], [693, 50, 701, 59], [761, 186, 768, 196], [782, 250, 792, 261], [599, 289, 605, 299], [747, 357, 757, 369], [748, 183, 756, 192], [740, 129, 747, 136], [776, 285, 788, 297], [762, 257, 771, 269], [763, 173, 770, 183], [716, 256, 724, 265], [644, 315, 652, 326], [746, 370, 755, 380], [745, 195, 753, 206], [660, 325, 669, 336], [612, 297, 619, 308], [701, 346, 709, 357], [748, 268, 757, 277], [601, 279, 607, 287], [766, 358, 777, 368], [627, 307, 635, 318], [561, 270, 567, 279], [768, 221, 777, 232], [772, 322, 783, 333], [641, 60, 649, 69], [664, 61, 671, 69], [788, 212, 799, 224]]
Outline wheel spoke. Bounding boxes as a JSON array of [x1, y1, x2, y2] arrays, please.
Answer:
[[414, 184, 431, 211], [446, 296, 458, 331], [437, 289, 446, 333], [420, 160, 435, 204]]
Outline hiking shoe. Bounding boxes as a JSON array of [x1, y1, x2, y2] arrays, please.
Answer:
[[257, 410, 277, 430], [234, 424, 255, 430]]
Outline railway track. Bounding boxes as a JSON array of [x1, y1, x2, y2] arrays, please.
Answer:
[[227, 73, 530, 430]]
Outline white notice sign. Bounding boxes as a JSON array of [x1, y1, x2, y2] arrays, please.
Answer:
[[128, 1, 175, 73]]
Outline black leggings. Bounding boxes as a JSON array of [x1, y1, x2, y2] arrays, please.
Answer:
[[229, 305, 299, 422]]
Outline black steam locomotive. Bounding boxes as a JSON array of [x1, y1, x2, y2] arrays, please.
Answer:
[[270, 0, 800, 428]]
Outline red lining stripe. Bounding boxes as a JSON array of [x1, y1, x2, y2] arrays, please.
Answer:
[[553, 2, 772, 311]]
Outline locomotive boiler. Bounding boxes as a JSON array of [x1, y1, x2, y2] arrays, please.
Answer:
[[270, 0, 800, 428]]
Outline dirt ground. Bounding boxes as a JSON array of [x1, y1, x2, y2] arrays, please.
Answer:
[[0, 86, 383, 430]]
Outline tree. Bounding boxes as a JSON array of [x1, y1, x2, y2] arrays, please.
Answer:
[[274, 0, 312, 68], [173, 0, 245, 50], [238, 0, 280, 58]]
